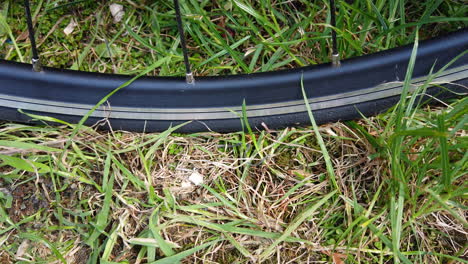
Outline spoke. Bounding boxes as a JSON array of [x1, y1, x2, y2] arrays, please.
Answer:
[[329, 0, 340, 67], [24, 0, 42, 72], [173, 0, 194, 84]]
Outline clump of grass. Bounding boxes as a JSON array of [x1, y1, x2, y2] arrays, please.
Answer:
[[0, 0, 467, 75]]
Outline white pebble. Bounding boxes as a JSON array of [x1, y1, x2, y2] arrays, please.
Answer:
[[181, 181, 192, 188], [110, 4, 125, 23], [188, 171, 204, 186]]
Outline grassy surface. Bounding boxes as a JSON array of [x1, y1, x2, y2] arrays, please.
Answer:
[[0, 0, 467, 263], [0, 0, 467, 75], [0, 88, 467, 263]]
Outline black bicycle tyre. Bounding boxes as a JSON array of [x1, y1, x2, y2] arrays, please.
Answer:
[[0, 29, 467, 132]]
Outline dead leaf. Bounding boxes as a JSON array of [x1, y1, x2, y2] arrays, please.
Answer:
[[15, 240, 30, 258], [321, 250, 347, 264], [332, 252, 347, 264], [16, 30, 29, 42], [63, 19, 78, 36]]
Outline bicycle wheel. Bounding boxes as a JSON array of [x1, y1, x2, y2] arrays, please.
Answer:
[[0, 1, 467, 132]]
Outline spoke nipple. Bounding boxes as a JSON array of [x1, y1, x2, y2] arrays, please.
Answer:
[[32, 58, 43, 72], [186, 72, 195, 85], [331, 53, 341, 67]]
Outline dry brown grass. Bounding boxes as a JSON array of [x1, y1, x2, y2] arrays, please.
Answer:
[[1, 107, 466, 263]]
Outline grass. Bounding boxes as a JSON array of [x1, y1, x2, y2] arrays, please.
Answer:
[[0, 0, 467, 263], [0, 0, 467, 75], [0, 91, 466, 263]]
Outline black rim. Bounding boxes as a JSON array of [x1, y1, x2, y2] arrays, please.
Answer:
[[0, 29, 467, 132]]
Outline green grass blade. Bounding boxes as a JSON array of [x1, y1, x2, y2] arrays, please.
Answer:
[[300, 75, 340, 192], [86, 152, 114, 246], [0, 140, 60, 153], [150, 239, 222, 264]]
